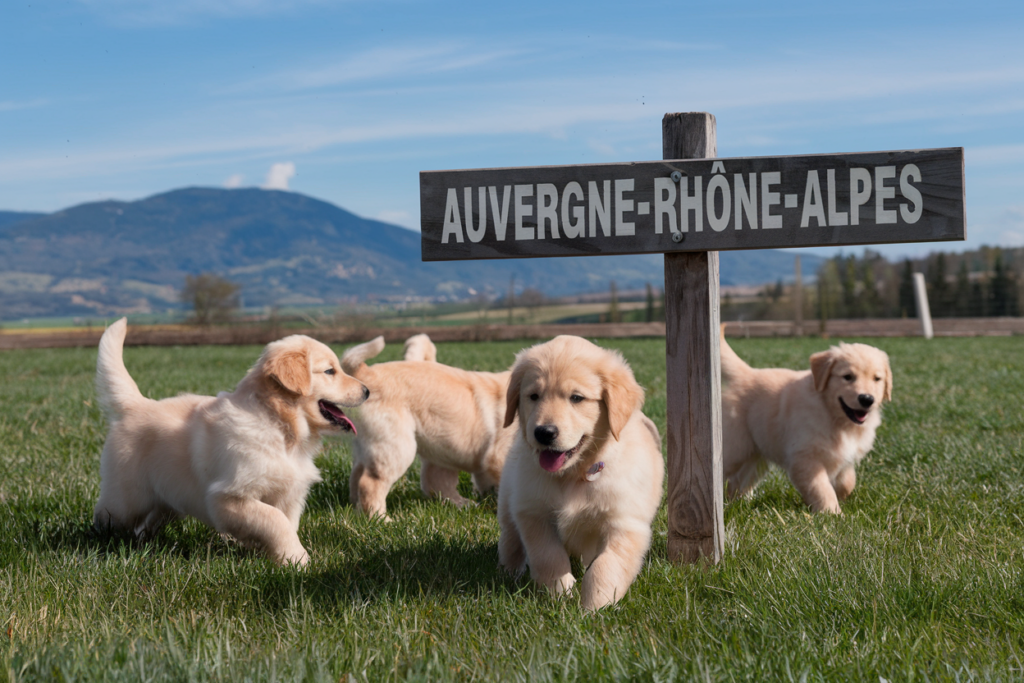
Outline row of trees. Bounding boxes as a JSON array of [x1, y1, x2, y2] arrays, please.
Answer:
[[722, 247, 1022, 322], [817, 248, 1020, 319]]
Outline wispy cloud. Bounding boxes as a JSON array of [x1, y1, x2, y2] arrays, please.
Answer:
[[234, 44, 525, 93], [0, 98, 48, 113], [75, 0, 340, 25]]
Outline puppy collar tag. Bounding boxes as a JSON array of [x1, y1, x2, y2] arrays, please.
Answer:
[[585, 461, 605, 482]]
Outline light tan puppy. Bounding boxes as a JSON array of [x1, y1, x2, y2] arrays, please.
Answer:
[[341, 335, 515, 518], [93, 318, 368, 565], [498, 336, 663, 611], [721, 331, 892, 514]]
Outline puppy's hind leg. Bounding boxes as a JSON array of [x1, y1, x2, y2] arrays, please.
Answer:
[[724, 457, 769, 501], [497, 492, 526, 577], [421, 461, 474, 507], [350, 423, 417, 520]]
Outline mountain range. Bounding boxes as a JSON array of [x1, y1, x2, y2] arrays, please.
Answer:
[[0, 188, 820, 319]]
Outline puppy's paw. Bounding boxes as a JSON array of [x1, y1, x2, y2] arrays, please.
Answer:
[[545, 572, 576, 598], [278, 547, 310, 568]]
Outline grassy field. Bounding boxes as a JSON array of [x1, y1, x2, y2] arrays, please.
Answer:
[[2, 335, 1024, 681]]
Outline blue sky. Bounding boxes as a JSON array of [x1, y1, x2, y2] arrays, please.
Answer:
[[2, 0, 1022, 259]]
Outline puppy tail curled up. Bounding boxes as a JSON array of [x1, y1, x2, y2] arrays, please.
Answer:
[[719, 323, 752, 384], [402, 333, 437, 362], [341, 336, 386, 377], [95, 317, 145, 420]]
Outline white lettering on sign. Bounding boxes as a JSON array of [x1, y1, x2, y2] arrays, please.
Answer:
[[442, 188, 463, 244], [849, 169, 871, 225], [734, 173, 757, 230], [562, 181, 585, 238], [707, 174, 731, 232], [762, 173, 782, 229], [680, 176, 703, 232], [654, 177, 677, 234], [900, 164, 922, 224], [465, 186, 487, 243], [537, 183, 559, 240], [875, 166, 897, 224], [515, 184, 534, 240], [589, 180, 612, 238], [801, 171, 826, 228], [827, 169, 848, 227], [436, 163, 926, 244], [488, 185, 511, 241], [615, 179, 635, 236]]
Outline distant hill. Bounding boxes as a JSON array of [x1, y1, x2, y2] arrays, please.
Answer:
[[0, 187, 820, 319], [0, 211, 46, 230]]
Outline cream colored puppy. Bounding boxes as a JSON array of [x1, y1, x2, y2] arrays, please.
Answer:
[[721, 331, 892, 514], [341, 335, 515, 518], [498, 336, 663, 611], [93, 318, 368, 565]]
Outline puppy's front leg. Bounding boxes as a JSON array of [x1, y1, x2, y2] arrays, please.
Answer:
[[517, 514, 574, 597], [833, 466, 856, 501], [787, 459, 841, 514], [581, 528, 650, 610], [209, 493, 309, 566]]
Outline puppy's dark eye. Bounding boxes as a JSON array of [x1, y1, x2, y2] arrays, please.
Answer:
[[874, 376, 882, 382], [529, 393, 539, 401], [843, 374, 854, 381], [325, 368, 336, 375], [570, 394, 585, 404]]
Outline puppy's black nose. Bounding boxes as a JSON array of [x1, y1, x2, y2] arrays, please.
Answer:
[[363, 386, 370, 400], [534, 425, 559, 446], [858, 393, 874, 408]]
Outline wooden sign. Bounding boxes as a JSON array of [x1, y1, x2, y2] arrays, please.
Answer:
[[420, 147, 964, 260]]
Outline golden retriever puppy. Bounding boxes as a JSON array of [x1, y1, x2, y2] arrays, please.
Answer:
[[341, 336, 515, 519], [402, 333, 437, 362], [721, 331, 892, 514], [93, 318, 368, 565], [497, 336, 663, 611]]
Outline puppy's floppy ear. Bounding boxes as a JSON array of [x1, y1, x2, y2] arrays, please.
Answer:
[[809, 349, 836, 393], [882, 354, 893, 402], [265, 348, 311, 396], [601, 359, 644, 441], [504, 361, 526, 428]]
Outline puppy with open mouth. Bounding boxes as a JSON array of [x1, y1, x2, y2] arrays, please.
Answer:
[[497, 336, 664, 610], [720, 329, 893, 514], [92, 318, 369, 565]]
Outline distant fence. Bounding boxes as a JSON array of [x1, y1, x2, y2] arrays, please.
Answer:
[[2, 318, 1023, 350]]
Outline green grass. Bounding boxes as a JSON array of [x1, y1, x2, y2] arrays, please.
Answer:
[[2, 336, 1024, 681]]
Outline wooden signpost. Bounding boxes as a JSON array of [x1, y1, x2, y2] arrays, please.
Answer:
[[419, 113, 966, 564]]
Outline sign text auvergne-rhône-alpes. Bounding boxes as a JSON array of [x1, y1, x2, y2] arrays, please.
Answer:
[[420, 148, 965, 261]]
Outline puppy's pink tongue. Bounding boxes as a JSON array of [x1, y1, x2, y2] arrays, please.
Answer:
[[539, 450, 567, 472]]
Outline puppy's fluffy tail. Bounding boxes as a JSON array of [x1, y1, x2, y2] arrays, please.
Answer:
[[402, 333, 437, 362], [719, 323, 752, 384], [95, 318, 144, 420], [342, 336, 386, 376]]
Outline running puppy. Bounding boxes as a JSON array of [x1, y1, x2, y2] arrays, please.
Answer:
[[721, 330, 892, 514], [341, 335, 515, 519], [498, 336, 663, 610], [93, 318, 368, 565]]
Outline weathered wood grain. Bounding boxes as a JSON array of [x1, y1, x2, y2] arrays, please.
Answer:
[[662, 113, 725, 565]]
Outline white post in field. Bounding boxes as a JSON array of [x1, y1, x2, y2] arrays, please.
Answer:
[[912, 272, 934, 339]]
